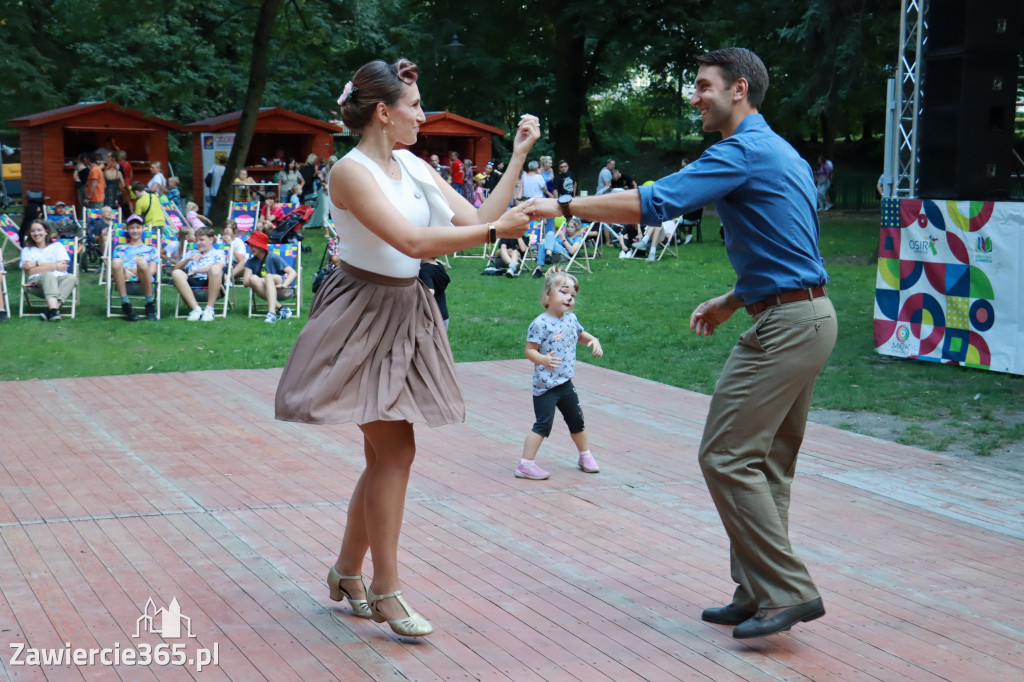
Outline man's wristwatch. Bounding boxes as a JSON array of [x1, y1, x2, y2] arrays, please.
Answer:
[[557, 194, 573, 219]]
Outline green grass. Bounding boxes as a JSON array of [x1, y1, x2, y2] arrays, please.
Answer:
[[3, 218, 1022, 455]]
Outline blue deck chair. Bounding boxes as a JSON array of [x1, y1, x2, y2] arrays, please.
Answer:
[[248, 242, 301, 319]]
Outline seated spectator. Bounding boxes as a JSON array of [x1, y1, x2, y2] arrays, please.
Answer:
[[49, 202, 75, 225], [532, 219, 585, 277], [111, 214, 159, 322], [20, 220, 78, 322], [481, 236, 528, 277], [243, 230, 296, 324], [88, 205, 117, 257], [171, 226, 224, 322], [218, 221, 249, 281], [262, 195, 285, 223]]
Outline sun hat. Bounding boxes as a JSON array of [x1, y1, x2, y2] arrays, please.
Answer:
[[246, 230, 270, 250]]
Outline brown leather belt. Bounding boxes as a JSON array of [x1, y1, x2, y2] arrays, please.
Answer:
[[745, 286, 827, 315]]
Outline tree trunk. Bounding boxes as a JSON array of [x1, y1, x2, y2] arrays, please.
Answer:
[[210, 0, 284, 228], [551, 17, 587, 168]]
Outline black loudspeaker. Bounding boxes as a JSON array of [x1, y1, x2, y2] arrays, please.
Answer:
[[917, 0, 1022, 200]]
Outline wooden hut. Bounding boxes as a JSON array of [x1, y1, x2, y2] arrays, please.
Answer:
[[8, 101, 185, 208], [186, 107, 338, 203], [404, 111, 504, 175]]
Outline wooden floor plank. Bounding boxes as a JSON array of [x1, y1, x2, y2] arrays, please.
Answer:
[[1, 363, 1022, 681]]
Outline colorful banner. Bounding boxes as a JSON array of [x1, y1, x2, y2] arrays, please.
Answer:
[[873, 198, 1024, 375]]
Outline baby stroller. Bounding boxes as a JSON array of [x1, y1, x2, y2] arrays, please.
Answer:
[[269, 204, 314, 248]]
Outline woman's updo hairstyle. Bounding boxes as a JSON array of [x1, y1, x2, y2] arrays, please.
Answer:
[[340, 58, 419, 134]]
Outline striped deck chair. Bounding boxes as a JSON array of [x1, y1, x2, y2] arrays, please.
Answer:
[[248, 243, 301, 319], [229, 201, 261, 236], [43, 204, 78, 225], [0, 264, 9, 319], [1, 213, 21, 266], [83, 206, 122, 224], [163, 204, 189, 234], [173, 242, 233, 319], [20, 237, 80, 318], [105, 226, 162, 319]]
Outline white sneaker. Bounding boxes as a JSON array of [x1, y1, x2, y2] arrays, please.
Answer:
[[201, 306, 215, 322], [647, 248, 657, 262], [684, 233, 694, 245], [264, 311, 278, 324], [618, 250, 628, 259], [186, 307, 203, 321], [278, 307, 293, 319]]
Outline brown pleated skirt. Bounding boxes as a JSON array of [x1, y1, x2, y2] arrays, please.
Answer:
[[275, 261, 465, 426]]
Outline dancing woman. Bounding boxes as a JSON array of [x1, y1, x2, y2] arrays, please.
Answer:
[[275, 58, 539, 636]]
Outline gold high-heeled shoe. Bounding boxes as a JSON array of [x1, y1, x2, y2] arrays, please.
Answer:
[[366, 586, 434, 637], [326, 567, 372, 618]]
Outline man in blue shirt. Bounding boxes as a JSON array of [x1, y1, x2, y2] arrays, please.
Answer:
[[533, 47, 837, 639]]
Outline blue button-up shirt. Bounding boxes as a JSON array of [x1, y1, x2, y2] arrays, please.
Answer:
[[639, 114, 828, 304]]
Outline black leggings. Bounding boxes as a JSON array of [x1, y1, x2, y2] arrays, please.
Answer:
[[531, 380, 585, 437]]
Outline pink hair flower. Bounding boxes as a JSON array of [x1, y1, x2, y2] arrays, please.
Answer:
[[338, 81, 357, 105]]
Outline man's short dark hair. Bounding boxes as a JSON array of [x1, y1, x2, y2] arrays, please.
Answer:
[[697, 47, 769, 110]]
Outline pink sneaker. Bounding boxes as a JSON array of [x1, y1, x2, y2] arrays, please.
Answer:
[[578, 453, 600, 473], [515, 460, 550, 480]]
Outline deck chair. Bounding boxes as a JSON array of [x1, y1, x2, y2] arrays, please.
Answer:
[[563, 224, 595, 274], [93, 221, 125, 286], [521, 221, 544, 266], [248, 243, 302, 319], [43, 205, 78, 225], [679, 207, 704, 244], [632, 218, 682, 262], [1, 213, 21, 266], [83, 206, 122, 224], [0, 266, 9, 318], [278, 204, 298, 219], [20, 237, 79, 318], [163, 204, 189, 234], [173, 242, 233, 318], [105, 226, 162, 319], [229, 201, 261, 236]]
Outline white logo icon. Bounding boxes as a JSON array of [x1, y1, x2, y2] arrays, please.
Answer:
[[134, 597, 195, 639]]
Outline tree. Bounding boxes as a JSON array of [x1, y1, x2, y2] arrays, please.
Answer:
[[209, 0, 285, 228]]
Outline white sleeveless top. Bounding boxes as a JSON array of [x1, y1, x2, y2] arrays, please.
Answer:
[[330, 148, 451, 278]]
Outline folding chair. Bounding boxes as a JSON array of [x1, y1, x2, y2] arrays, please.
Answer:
[[1, 264, 10, 317], [521, 221, 543, 267], [163, 204, 189, 234], [82, 206, 122, 224], [679, 207, 704, 244], [278, 204, 298, 219], [20, 237, 79, 318], [656, 218, 681, 260], [94, 221, 125, 286], [248, 243, 302, 319], [43, 204, 77, 224], [229, 201, 261, 236], [173, 243, 233, 318], [563, 224, 594, 274], [1, 213, 21, 267], [105, 226, 162, 319]]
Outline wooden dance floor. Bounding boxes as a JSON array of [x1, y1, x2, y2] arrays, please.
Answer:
[[1, 361, 1022, 681]]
